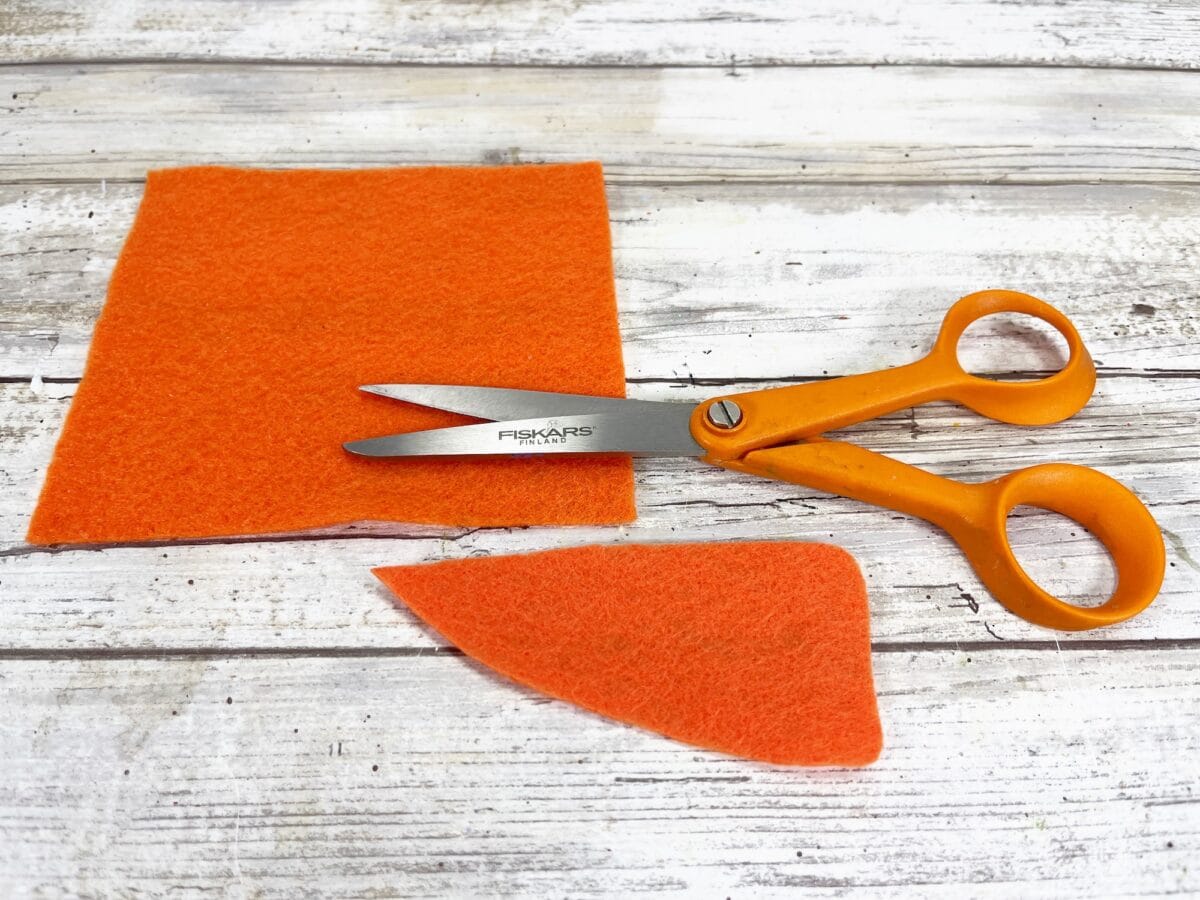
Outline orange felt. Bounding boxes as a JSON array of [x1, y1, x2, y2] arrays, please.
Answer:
[[375, 542, 882, 766], [28, 163, 635, 544]]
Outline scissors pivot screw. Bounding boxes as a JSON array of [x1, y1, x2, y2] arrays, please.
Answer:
[[706, 399, 743, 429]]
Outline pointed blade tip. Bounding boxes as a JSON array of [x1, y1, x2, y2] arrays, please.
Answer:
[[343, 439, 384, 457]]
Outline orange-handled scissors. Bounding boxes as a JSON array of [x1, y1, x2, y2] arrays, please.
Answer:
[[346, 290, 1165, 631]]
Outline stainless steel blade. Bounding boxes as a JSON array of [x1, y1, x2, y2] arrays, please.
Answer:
[[344, 405, 703, 458], [359, 384, 677, 421]]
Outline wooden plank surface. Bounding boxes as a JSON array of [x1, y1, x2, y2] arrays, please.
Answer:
[[1, 650, 1197, 897], [3, 1, 1199, 896], [4, 181, 1199, 381], [3, 0, 1198, 69], [5, 65, 1200, 185], [4, 375, 1199, 648]]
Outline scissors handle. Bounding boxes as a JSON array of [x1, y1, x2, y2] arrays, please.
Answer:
[[696, 290, 1097, 462], [720, 440, 1165, 630]]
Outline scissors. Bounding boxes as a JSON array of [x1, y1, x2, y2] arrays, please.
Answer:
[[346, 290, 1165, 631]]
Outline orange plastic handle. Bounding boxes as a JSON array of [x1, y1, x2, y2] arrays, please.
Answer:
[[694, 290, 1097, 461], [692, 290, 1165, 630], [718, 440, 1165, 630]]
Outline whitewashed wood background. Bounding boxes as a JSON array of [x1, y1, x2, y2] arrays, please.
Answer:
[[2, 2, 1199, 897]]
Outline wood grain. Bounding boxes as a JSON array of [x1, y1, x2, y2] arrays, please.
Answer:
[[5, 375, 1198, 648], [3, 0, 1198, 69], [0, 650, 1196, 896], [3, 3, 1198, 894], [4, 64, 1200, 185], [4, 181, 1198, 381]]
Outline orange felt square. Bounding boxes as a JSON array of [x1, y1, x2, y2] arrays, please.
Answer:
[[28, 163, 635, 544], [375, 542, 883, 766]]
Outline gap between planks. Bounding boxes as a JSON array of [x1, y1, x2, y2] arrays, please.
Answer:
[[6, 59, 1200, 75], [2, 639, 1200, 661], [10, 177, 1200, 190], [6, 370, 1200, 387]]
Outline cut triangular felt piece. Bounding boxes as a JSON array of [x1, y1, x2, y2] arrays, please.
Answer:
[[375, 542, 882, 766]]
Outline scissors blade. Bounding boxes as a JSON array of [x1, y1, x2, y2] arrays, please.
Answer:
[[359, 384, 671, 421], [344, 405, 703, 458]]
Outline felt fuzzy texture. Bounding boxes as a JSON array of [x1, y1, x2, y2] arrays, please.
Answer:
[[375, 541, 882, 766], [28, 163, 634, 544]]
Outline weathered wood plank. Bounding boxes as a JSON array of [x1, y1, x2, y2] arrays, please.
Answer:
[[4, 375, 1197, 647], [4, 65, 1200, 185], [3, 0, 1199, 69], [3, 180, 1198, 381], [0, 649, 1196, 896], [2, 5, 1196, 892]]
